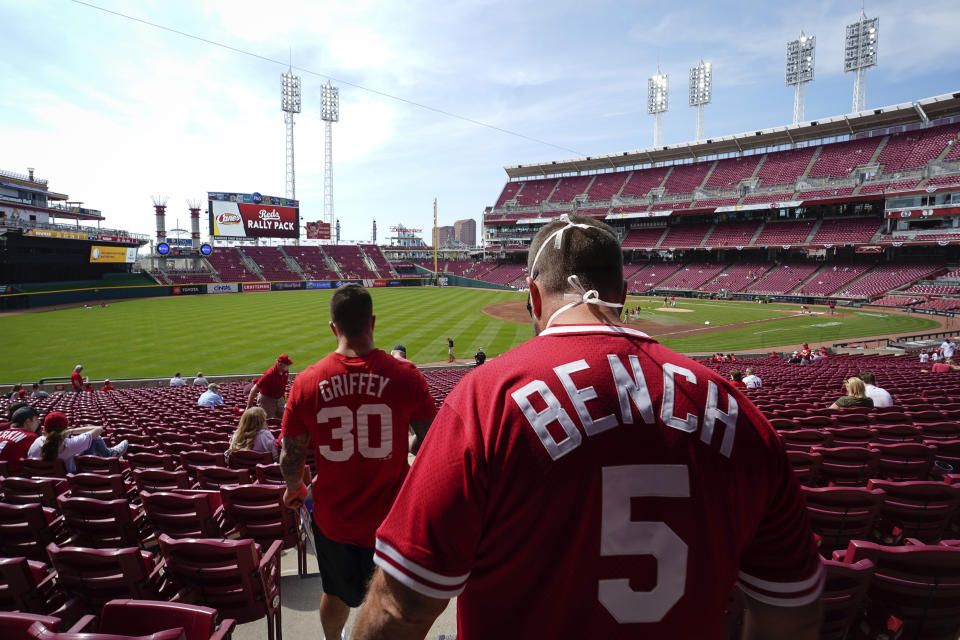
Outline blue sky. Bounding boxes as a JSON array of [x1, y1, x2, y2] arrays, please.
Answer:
[[1, 0, 958, 244]]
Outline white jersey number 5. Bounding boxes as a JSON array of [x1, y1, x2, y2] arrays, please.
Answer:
[[316, 404, 393, 461], [599, 464, 689, 623]]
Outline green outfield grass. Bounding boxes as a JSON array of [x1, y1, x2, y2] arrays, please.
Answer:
[[631, 298, 941, 352], [0, 289, 941, 382]]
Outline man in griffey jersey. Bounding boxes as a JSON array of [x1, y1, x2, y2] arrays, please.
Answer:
[[354, 214, 823, 639], [280, 284, 436, 640]]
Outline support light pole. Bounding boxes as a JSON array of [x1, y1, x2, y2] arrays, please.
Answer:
[[688, 59, 712, 142], [844, 9, 878, 113], [786, 32, 815, 124], [320, 81, 339, 228], [647, 68, 668, 148], [281, 66, 302, 200]]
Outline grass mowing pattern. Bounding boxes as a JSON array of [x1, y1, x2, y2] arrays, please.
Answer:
[[0, 288, 528, 382], [627, 298, 940, 352], [0, 290, 939, 382]]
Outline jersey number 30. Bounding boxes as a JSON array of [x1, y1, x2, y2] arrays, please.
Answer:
[[600, 464, 689, 623], [315, 404, 393, 461]]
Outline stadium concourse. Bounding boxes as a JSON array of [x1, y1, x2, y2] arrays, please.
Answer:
[[3, 354, 960, 637]]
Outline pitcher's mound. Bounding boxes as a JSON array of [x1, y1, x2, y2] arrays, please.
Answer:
[[655, 307, 694, 313]]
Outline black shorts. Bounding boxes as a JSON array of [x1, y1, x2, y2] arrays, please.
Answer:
[[311, 518, 375, 607]]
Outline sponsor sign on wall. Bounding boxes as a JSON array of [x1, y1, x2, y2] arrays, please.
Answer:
[[334, 280, 362, 287], [25, 229, 88, 240], [209, 200, 299, 239], [90, 246, 137, 263], [371, 279, 388, 288], [242, 282, 272, 292], [305, 280, 333, 289], [207, 283, 239, 294], [306, 221, 331, 240], [99, 235, 141, 244], [885, 206, 960, 219], [272, 281, 304, 291], [171, 285, 205, 295], [386, 279, 403, 287]]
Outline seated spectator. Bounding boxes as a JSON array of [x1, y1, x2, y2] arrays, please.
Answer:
[[1, 402, 28, 430], [169, 372, 187, 387], [768, 351, 778, 359], [0, 406, 42, 473], [226, 407, 277, 462], [789, 351, 801, 364], [930, 360, 960, 373], [919, 349, 930, 363], [742, 367, 762, 389], [729, 370, 746, 389], [932, 350, 942, 362], [27, 412, 128, 474], [83, 382, 94, 392], [197, 383, 224, 408], [7, 384, 24, 401], [828, 377, 875, 410], [390, 345, 408, 361], [30, 383, 49, 399], [193, 372, 209, 386], [474, 347, 486, 366], [101, 379, 115, 391], [858, 371, 893, 407]]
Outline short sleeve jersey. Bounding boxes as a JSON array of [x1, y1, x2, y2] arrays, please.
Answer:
[[375, 324, 823, 639], [0, 429, 39, 472], [257, 365, 288, 398], [27, 433, 93, 474], [282, 349, 437, 547], [70, 371, 83, 391]]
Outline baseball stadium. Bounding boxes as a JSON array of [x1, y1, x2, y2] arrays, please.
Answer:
[[3, 2, 960, 639]]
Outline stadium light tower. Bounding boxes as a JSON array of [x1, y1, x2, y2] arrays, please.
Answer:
[[647, 67, 668, 147], [786, 31, 816, 124], [844, 9, 878, 113], [688, 60, 712, 142], [320, 81, 340, 228], [281, 64, 302, 200]]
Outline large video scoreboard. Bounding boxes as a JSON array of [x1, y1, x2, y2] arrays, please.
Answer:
[[208, 191, 299, 239]]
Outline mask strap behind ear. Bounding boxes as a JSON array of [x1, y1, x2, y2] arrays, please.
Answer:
[[544, 275, 623, 328]]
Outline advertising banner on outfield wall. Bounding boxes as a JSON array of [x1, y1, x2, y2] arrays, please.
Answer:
[[272, 281, 304, 291], [371, 279, 387, 287], [90, 246, 138, 263], [334, 280, 362, 287], [171, 285, 205, 295], [305, 281, 333, 289], [387, 280, 403, 287], [207, 283, 239, 294], [25, 229, 88, 240], [242, 282, 272, 292]]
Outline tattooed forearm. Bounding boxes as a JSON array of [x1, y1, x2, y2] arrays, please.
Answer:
[[280, 432, 309, 487]]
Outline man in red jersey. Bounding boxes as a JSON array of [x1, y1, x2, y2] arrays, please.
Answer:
[[70, 365, 84, 392], [354, 214, 822, 640], [246, 354, 292, 418], [280, 284, 436, 640], [0, 406, 42, 473]]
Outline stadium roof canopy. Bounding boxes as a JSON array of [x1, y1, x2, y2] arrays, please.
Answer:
[[504, 92, 960, 179]]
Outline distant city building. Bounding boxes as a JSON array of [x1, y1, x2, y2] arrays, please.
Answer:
[[436, 225, 454, 248], [454, 218, 476, 246]]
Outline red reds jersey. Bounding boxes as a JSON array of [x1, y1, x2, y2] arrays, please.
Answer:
[[799, 348, 812, 360], [257, 365, 288, 398], [70, 371, 83, 391], [282, 349, 436, 547], [0, 428, 39, 473], [375, 324, 822, 639]]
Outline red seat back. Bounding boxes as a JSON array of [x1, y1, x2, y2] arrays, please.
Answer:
[[140, 492, 223, 539]]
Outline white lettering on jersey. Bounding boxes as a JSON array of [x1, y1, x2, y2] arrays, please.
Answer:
[[511, 380, 582, 461], [554, 360, 618, 436], [702, 381, 737, 458], [607, 354, 655, 425], [318, 374, 391, 402], [661, 363, 699, 433]]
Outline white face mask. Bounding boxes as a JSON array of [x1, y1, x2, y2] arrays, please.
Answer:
[[529, 214, 623, 329]]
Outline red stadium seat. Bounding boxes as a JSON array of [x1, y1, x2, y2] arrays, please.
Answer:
[[158, 534, 282, 640], [194, 467, 251, 491], [866, 479, 960, 544], [254, 464, 284, 485], [1, 477, 69, 508], [75, 456, 129, 477], [225, 450, 273, 473], [127, 453, 178, 472], [0, 557, 79, 621], [139, 491, 225, 539], [19, 460, 68, 479], [786, 451, 821, 486], [801, 486, 885, 553], [65, 474, 135, 502], [179, 452, 226, 478], [812, 446, 880, 487], [0, 612, 95, 640], [46, 543, 168, 612], [0, 503, 66, 561], [220, 484, 309, 577], [56, 496, 151, 549], [870, 443, 937, 481], [819, 558, 875, 640], [838, 539, 960, 640], [132, 469, 194, 493], [99, 599, 236, 640]]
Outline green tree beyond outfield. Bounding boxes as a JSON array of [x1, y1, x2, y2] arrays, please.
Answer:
[[0, 289, 940, 382]]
